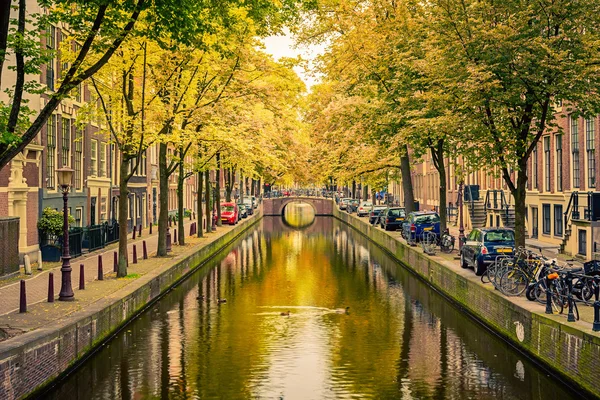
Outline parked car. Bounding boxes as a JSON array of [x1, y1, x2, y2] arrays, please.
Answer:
[[221, 202, 239, 225], [460, 228, 515, 276], [369, 205, 388, 225], [378, 207, 406, 231], [346, 199, 360, 213], [339, 198, 351, 210], [242, 198, 254, 215], [402, 212, 441, 241], [357, 202, 373, 217], [238, 203, 248, 219]]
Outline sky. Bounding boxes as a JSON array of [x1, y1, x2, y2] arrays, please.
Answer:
[[262, 31, 326, 91]]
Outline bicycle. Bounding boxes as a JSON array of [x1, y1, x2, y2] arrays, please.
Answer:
[[439, 230, 455, 253], [421, 231, 437, 255]]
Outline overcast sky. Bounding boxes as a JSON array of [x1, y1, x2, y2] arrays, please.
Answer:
[[262, 31, 326, 91]]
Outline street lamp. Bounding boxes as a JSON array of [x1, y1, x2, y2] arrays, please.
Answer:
[[211, 179, 217, 231], [57, 167, 74, 301]]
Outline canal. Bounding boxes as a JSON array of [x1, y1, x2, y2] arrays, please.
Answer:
[[44, 210, 578, 399]]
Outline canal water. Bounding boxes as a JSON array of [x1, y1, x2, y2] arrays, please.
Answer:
[[44, 208, 578, 399]]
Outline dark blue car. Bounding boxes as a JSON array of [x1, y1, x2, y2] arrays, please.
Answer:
[[460, 228, 515, 275], [402, 212, 441, 242]]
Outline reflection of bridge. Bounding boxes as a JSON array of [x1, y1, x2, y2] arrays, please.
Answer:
[[262, 197, 334, 216]]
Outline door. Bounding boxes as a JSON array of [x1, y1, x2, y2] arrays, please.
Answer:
[[90, 197, 96, 226], [531, 207, 539, 239], [464, 229, 479, 264]]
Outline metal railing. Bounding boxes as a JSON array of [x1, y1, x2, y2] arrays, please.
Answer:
[[484, 189, 511, 220]]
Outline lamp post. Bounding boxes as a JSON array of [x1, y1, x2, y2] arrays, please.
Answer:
[[57, 167, 75, 301], [211, 179, 217, 231]]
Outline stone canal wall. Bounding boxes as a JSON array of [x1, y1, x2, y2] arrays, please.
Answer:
[[334, 208, 600, 397], [0, 212, 262, 399]]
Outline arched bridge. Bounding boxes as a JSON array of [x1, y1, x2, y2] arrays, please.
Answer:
[[262, 197, 334, 216]]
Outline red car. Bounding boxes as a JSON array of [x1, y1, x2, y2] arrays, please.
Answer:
[[221, 202, 239, 225]]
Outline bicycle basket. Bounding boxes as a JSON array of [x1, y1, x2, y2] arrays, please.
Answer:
[[583, 260, 600, 275]]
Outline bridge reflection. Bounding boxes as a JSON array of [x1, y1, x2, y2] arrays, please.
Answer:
[[282, 202, 316, 229]]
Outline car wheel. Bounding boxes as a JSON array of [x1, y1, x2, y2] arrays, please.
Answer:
[[475, 260, 486, 276], [460, 252, 469, 269]]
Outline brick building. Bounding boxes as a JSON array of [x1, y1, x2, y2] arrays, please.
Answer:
[[406, 104, 600, 258]]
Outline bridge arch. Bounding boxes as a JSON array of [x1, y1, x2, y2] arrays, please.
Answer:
[[262, 197, 334, 216]]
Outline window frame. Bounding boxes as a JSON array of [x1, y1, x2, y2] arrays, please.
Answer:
[[542, 203, 551, 235], [572, 115, 580, 188], [46, 115, 57, 189], [61, 118, 71, 167], [556, 134, 563, 192], [586, 118, 596, 189], [554, 204, 563, 237], [90, 139, 98, 176], [544, 136, 550, 191]]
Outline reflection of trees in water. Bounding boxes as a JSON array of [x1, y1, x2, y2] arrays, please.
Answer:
[[46, 219, 578, 400]]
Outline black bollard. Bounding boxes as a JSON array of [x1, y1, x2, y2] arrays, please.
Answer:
[[139, 224, 142, 237], [113, 251, 118, 273], [79, 264, 85, 290], [19, 280, 26, 313], [174, 229, 177, 244], [545, 276, 554, 314], [166, 228, 172, 253], [98, 255, 103, 281], [132, 225, 136, 240], [133, 245, 138, 264], [150, 223, 153, 235], [169, 217, 172, 227], [593, 276, 600, 332], [143, 240, 148, 260], [193, 212, 196, 220], [190, 223, 194, 236], [48, 272, 54, 303], [567, 271, 576, 322], [190, 212, 192, 221]]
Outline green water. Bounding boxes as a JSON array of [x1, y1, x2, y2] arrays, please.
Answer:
[[43, 214, 579, 399]]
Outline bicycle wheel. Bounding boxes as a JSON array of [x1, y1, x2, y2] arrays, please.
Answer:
[[499, 268, 529, 296]]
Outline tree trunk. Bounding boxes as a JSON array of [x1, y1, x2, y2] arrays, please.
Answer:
[[512, 161, 528, 248], [197, 170, 203, 238], [216, 154, 222, 226], [177, 153, 185, 245], [400, 144, 416, 213], [431, 141, 447, 234], [117, 157, 129, 277], [205, 170, 211, 234], [157, 142, 168, 256], [240, 171, 244, 204], [0, 0, 12, 88], [352, 180, 356, 199]]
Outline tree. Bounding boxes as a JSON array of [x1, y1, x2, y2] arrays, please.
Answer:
[[427, 0, 600, 246]]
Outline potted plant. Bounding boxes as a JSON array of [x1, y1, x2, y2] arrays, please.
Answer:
[[38, 207, 75, 262]]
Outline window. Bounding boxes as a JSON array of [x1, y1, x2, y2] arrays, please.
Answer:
[[61, 118, 70, 167], [46, 25, 56, 90], [542, 204, 551, 235], [75, 208, 83, 227], [532, 145, 538, 189], [572, 116, 580, 188], [90, 140, 98, 176], [587, 118, 596, 188], [74, 128, 82, 190], [46, 115, 56, 188], [544, 136, 550, 191], [554, 205, 563, 236], [99, 142, 106, 177], [579, 229, 587, 256], [556, 134, 563, 191]]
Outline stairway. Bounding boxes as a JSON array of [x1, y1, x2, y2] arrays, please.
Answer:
[[468, 200, 487, 228], [500, 207, 516, 229]]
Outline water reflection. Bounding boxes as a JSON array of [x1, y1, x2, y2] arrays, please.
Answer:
[[44, 218, 577, 400], [282, 202, 315, 229]]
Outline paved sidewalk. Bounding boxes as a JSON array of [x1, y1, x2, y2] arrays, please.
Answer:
[[0, 219, 201, 316]]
